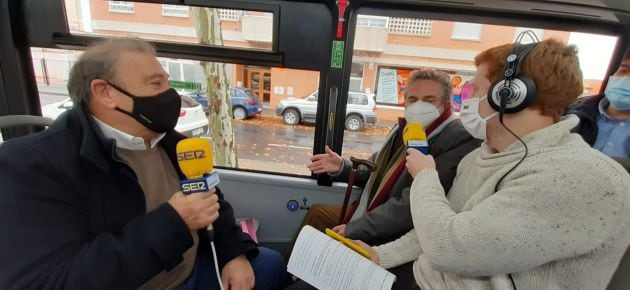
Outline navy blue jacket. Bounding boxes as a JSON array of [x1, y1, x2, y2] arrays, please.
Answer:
[[0, 107, 257, 289], [567, 94, 603, 146], [567, 94, 629, 171]]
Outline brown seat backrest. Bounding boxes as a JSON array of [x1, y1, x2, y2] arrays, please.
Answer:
[[608, 246, 630, 290]]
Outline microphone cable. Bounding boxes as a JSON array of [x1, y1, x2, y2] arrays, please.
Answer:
[[209, 236, 225, 290]]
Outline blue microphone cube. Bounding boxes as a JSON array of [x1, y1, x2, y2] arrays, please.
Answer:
[[407, 140, 429, 154], [180, 172, 221, 194]]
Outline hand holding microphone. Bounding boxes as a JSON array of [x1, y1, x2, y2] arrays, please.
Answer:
[[168, 190, 219, 231], [171, 138, 221, 234], [174, 137, 226, 290], [403, 122, 435, 177]]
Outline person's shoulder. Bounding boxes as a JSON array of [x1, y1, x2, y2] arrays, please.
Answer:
[[535, 143, 628, 187], [566, 94, 603, 114]]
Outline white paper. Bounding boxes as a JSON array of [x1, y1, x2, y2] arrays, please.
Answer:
[[288, 225, 396, 290], [376, 69, 398, 105]]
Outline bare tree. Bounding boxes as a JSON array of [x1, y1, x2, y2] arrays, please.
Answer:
[[192, 7, 237, 167]]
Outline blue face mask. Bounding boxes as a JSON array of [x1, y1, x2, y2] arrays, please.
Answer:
[[605, 76, 630, 110]]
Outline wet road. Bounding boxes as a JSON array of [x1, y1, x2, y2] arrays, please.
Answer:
[[231, 119, 389, 173]]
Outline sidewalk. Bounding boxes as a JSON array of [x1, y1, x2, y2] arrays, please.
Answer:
[[37, 84, 68, 96]]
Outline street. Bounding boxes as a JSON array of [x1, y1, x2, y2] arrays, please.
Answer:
[[231, 115, 390, 175], [37, 86, 392, 176]]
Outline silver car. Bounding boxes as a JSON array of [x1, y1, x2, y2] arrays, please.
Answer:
[[276, 91, 377, 131]]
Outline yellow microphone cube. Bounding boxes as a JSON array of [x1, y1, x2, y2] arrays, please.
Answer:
[[403, 122, 429, 154], [176, 138, 214, 180]]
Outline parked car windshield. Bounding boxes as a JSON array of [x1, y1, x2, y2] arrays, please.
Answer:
[[181, 95, 199, 108]]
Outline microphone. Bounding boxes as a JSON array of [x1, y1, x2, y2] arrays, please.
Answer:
[[176, 137, 220, 235], [403, 123, 429, 154], [176, 137, 220, 194], [176, 137, 224, 290]]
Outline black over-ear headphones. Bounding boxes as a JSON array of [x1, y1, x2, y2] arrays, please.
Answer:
[[488, 33, 540, 118]]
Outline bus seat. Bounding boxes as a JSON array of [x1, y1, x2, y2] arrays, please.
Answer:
[[0, 115, 54, 129], [608, 245, 630, 289], [0, 115, 54, 144]]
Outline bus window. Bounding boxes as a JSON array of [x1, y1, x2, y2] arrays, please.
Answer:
[[36, 0, 330, 177], [33, 47, 320, 176], [342, 13, 618, 161], [64, 1, 274, 51]]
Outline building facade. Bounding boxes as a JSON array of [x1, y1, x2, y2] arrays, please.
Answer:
[[36, 1, 600, 121]]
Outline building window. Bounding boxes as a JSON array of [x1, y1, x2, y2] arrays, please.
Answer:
[[218, 9, 244, 21], [350, 63, 364, 92], [162, 5, 189, 17], [514, 27, 545, 43], [108, 1, 134, 13], [357, 15, 389, 28], [159, 59, 204, 84], [452, 22, 483, 41], [389, 18, 432, 36]]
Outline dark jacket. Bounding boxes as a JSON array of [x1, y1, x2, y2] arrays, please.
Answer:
[[567, 94, 604, 146], [567, 94, 630, 171], [0, 107, 257, 290], [335, 119, 481, 244]]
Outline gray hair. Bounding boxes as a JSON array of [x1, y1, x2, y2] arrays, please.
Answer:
[[67, 38, 156, 104], [405, 68, 452, 102]]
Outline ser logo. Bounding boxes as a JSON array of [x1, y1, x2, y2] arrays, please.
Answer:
[[177, 150, 206, 161], [182, 181, 208, 193]]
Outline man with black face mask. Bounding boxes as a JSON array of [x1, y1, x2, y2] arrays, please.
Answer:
[[0, 39, 291, 290]]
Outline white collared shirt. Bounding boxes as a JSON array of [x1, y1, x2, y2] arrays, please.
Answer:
[[92, 116, 165, 150]]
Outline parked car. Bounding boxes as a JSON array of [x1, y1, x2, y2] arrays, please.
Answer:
[[184, 87, 263, 120], [275, 91, 377, 131], [41, 95, 209, 137]]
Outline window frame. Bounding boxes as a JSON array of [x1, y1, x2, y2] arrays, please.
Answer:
[[162, 4, 189, 18], [357, 15, 389, 28], [451, 22, 483, 41], [108, 1, 134, 14]]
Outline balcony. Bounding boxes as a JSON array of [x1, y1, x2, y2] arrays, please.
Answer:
[[354, 26, 388, 52], [241, 14, 273, 43]]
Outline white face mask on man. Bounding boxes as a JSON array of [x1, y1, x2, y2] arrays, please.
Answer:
[[405, 101, 441, 127], [460, 96, 499, 140]]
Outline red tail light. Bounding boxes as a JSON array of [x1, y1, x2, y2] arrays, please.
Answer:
[[247, 98, 255, 105], [179, 110, 186, 117]]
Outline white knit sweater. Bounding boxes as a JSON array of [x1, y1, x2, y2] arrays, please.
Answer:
[[375, 115, 630, 289]]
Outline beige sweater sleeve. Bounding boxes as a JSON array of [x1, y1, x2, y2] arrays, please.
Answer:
[[409, 155, 627, 277], [374, 229, 422, 268]]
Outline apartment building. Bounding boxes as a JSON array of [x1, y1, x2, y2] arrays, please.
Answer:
[[36, 1, 611, 121]]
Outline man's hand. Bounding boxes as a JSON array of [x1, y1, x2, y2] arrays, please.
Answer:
[[307, 146, 343, 174], [352, 240, 379, 264], [168, 188, 219, 231], [221, 255, 255, 290], [405, 148, 436, 178], [332, 224, 346, 236]]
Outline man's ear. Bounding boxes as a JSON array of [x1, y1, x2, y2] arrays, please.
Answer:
[[90, 79, 117, 109]]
